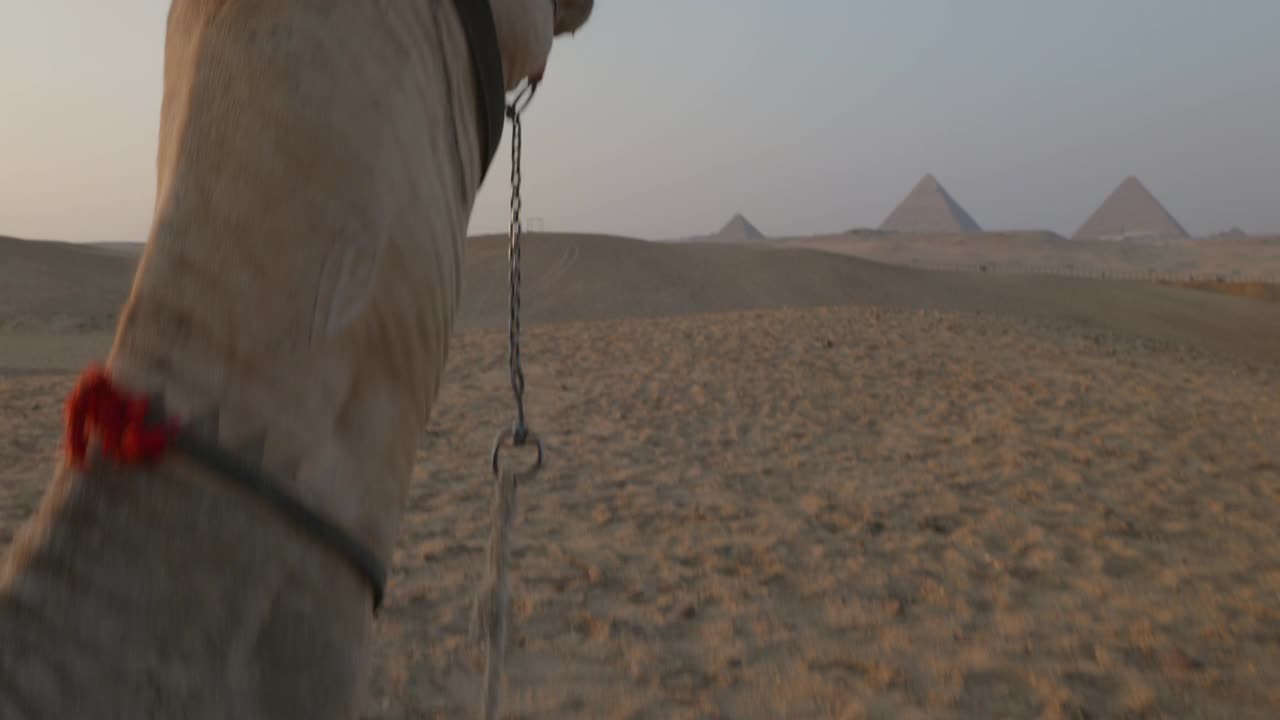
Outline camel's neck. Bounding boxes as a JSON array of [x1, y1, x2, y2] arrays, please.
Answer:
[[0, 0, 486, 716]]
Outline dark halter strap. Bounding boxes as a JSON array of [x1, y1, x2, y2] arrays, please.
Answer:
[[64, 366, 389, 611], [451, 0, 507, 181]]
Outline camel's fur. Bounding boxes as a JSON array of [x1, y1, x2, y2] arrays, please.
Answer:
[[0, 1, 591, 717]]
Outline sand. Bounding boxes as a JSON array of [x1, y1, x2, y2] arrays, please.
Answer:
[[1168, 280, 1280, 304], [777, 232, 1280, 282], [3, 234, 1279, 718]]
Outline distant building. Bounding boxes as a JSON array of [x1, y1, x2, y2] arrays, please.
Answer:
[[1210, 227, 1248, 240], [879, 174, 983, 234], [1073, 176, 1190, 241], [714, 213, 767, 242]]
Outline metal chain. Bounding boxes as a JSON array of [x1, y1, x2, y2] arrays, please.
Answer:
[[478, 79, 543, 720], [507, 89, 528, 440], [491, 81, 543, 476]]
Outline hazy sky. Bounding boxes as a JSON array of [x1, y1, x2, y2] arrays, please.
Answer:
[[2, 1, 1278, 244]]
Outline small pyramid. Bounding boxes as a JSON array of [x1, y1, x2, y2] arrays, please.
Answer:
[[1073, 176, 1189, 241], [879, 174, 983, 234], [716, 213, 766, 242], [1211, 227, 1248, 239]]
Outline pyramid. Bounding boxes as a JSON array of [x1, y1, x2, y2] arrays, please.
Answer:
[[715, 213, 767, 242], [879, 174, 983, 234], [1073, 176, 1189, 241]]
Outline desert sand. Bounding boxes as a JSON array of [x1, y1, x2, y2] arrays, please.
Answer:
[[777, 231, 1280, 283], [2, 233, 1279, 718]]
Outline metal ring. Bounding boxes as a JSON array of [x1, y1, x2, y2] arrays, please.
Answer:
[[505, 80, 538, 120], [491, 426, 544, 476]]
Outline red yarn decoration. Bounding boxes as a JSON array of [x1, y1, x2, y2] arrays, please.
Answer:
[[65, 365, 179, 468]]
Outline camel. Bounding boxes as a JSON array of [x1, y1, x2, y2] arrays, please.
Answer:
[[0, 0, 593, 717]]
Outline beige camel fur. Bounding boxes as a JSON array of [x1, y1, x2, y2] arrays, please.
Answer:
[[0, 0, 592, 717]]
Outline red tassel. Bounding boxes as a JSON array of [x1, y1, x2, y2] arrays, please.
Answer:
[[65, 365, 178, 468]]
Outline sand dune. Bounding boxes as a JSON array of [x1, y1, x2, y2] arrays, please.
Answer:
[[8, 232, 1279, 366], [464, 233, 1280, 365], [1170, 279, 1280, 304], [777, 231, 1280, 280], [0, 235, 137, 334], [88, 241, 147, 257], [2, 231, 1280, 717]]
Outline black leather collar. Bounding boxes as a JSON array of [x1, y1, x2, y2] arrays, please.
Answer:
[[451, 0, 506, 181]]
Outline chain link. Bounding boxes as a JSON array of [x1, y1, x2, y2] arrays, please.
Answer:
[[491, 82, 543, 476], [507, 88, 529, 440]]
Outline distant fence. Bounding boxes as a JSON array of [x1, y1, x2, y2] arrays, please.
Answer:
[[905, 261, 1280, 285]]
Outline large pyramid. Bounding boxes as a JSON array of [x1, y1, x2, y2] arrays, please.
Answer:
[[715, 213, 767, 242], [1073, 176, 1189, 241], [880, 174, 983, 234]]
